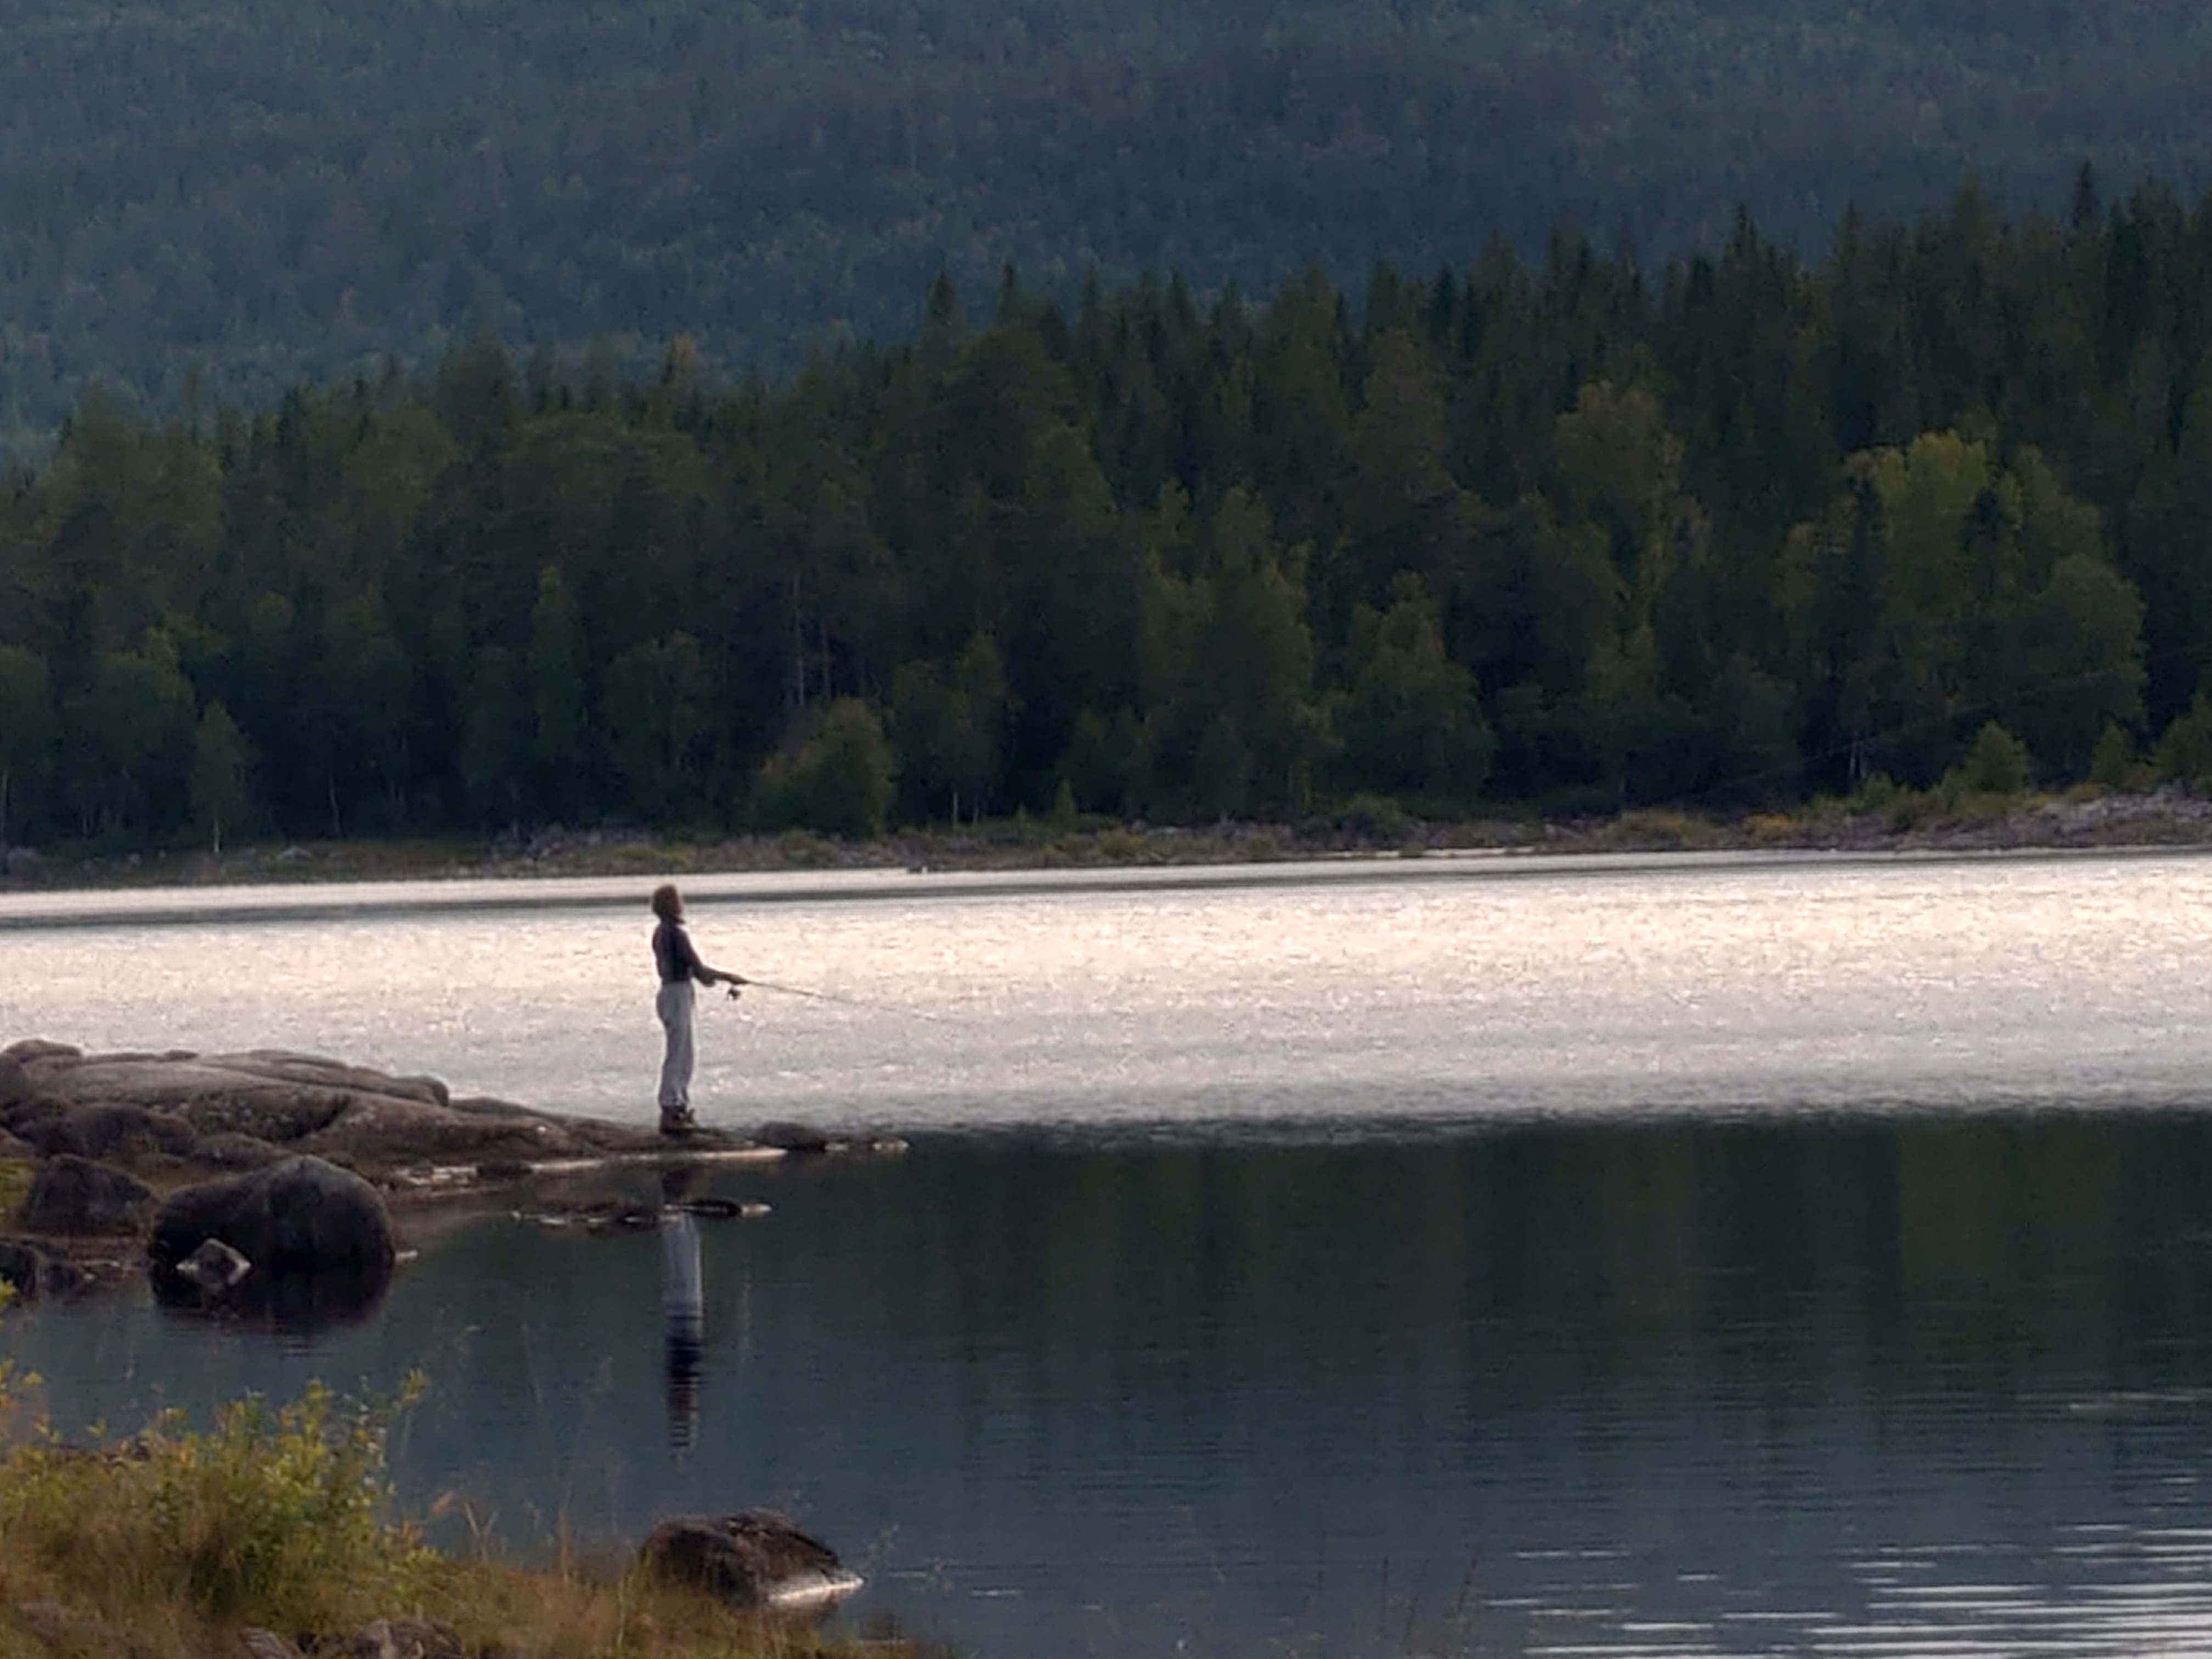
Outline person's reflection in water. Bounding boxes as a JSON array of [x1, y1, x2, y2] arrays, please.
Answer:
[[661, 1165, 706, 1451]]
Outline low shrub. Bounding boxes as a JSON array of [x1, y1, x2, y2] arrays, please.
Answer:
[[1334, 793, 1413, 844], [0, 1372, 884, 1658], [0, 1376, 434, 1633], [1605, 809, 1716, 850], [1093, 827, 1143, 862]]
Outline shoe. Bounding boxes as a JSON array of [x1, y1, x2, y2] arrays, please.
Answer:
[[659, 1109, 700, 1137]]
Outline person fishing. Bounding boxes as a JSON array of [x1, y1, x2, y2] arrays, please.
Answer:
[[650, 883, 746, 1135]]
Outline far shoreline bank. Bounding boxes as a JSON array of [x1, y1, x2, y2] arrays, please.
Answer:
[[9, 784, 2212, 898]]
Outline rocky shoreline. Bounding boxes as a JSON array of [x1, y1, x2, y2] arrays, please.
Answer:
[[0, 1038, 887, 1317], [0, 1038, 891, 1645]]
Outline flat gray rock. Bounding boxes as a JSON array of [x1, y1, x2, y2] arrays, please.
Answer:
[[0, 1042, 668, 1176]]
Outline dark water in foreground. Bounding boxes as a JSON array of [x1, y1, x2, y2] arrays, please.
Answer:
[[17, 1115, 2212, 1657]]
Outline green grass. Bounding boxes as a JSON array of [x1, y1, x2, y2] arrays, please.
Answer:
[[0, 1372, 889, 1659]]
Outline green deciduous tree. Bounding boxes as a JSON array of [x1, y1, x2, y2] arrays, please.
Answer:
[[0, 645, 56, 845], [189, 698, 253, 854], [602, 631, 711, 822], [1947, 719, 2034, 797], [753, 697, 896, 838], [528, 566, 591, 819], [312, 594, 414, 834], [890, 635, 1007, 824], [1785, 429, 2145, 787], [1136, 487, 1328, 816], [66, 630, 196, 837], [457, 644, 528, 827], [1334, 576, 1493, 802]]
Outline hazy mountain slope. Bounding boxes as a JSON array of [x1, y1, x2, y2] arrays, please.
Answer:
[[2, 0, 2209, 449]]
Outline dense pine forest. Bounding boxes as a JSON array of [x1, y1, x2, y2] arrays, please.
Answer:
[[6, 0, 2212, 452], [5, 185, 2212, 849]]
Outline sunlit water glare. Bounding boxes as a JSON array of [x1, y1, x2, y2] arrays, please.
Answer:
[[8, 850, 2212, 1128]]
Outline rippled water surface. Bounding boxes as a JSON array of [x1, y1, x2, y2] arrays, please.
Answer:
[[11, 851, 2212, 1657], [9, 850, 2212, 1126]]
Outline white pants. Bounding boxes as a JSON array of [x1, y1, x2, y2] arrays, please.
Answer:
[[656, 980, 696, 1113]]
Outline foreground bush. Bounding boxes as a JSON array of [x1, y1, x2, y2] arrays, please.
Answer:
[[0, 1369, 878, 1659]]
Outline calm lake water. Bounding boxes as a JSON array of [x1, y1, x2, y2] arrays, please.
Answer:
[[10, 850, 2212, 1657]]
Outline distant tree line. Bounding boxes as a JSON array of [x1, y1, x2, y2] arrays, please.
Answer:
[[5, 183, 2212, 849], [6, 0, 2212, 453]]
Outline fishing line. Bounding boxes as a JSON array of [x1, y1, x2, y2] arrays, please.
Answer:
[[730, 977, 953, 1023]]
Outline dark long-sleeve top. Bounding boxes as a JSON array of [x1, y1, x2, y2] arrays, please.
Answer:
[[653, 918, 707, 985]]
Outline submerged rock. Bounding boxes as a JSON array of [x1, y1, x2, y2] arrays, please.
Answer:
[[0, 1237, 87, 1300], [753, 1119, 907, 1159], [754, 1119, 833, 1154], [637, 1510, 864, 1612]]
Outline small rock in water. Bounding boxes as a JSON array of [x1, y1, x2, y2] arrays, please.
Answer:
[[176, 1236, 252, 1292], [582, 1200, 661, 1232], [676, 1195, 772, 1221]]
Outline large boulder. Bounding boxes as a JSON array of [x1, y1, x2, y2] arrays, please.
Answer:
[[19, 1155, 157, 1236], [149, 1155, 397, 1325], [636, 1511, 862, 1612]]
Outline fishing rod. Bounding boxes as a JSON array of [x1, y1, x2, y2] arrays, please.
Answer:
[[729, 977, 952, 1023]]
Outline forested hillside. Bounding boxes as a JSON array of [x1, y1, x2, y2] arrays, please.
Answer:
[[5, 189, 2212, 849], [4, 0, 2212, 451]]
